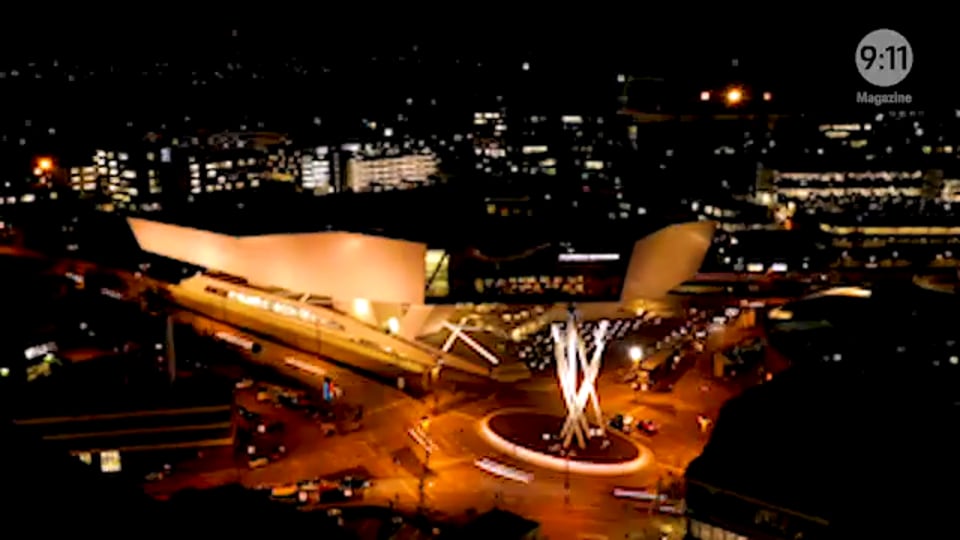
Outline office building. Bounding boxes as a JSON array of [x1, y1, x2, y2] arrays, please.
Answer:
[[300, 145, 336, 194], [345, 149, 437, 192], [69, 143, 175, 213], [188, 131, 300, 197]]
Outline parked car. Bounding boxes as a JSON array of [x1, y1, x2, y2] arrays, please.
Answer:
[[248, 457, 269, 469], [608, 413, 634, 433], [339, 476, 372, 491], [636, 419, 659, 436]]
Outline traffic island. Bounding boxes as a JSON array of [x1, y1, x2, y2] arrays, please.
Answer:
[[479, 409, 653, 476]]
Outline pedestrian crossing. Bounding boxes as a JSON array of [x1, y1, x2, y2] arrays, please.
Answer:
[[426, 427, 473, 459]]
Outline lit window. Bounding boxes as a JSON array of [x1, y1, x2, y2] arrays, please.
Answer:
[[100, 450, 122, 473]]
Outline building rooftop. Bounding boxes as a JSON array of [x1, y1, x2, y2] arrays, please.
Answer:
[[11, 356, 233, 420]]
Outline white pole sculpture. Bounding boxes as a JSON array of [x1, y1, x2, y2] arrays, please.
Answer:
[[441, 317, 501, 365], [552, 310, 610, 450]]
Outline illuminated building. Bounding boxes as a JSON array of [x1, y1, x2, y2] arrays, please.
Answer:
[[465, 110, 640, 221], [70, 143, 174, 212], [125, 216, 716, 379], [345, 150, 437, 192], [188, 132, 300, 197], [300, 145, 335, 194]]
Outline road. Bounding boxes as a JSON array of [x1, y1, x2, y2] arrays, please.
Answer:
[[146, 301, 759, 539], [1, 249, 765, 538]]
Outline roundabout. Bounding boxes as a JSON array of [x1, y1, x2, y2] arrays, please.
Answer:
[[479, 409, 654, 477]]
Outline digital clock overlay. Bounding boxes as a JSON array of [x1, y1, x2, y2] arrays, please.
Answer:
[[855, 29, 913, 88]]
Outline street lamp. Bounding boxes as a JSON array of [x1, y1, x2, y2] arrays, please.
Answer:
[[629, 345, 644, 364], [725, 88, 744, 105], [33, 157, 55, 184]]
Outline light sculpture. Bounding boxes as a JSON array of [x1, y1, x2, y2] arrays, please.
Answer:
[[441, 317, 500, 365], [552, 310, 610, 449]]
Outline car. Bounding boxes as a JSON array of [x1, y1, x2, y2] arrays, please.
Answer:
[[256, 420, 284, 434], [277, 394, 307, 409], [298, 479, 336, 492], [270, 484, 299, 498], [636, 419, 659, 436], [339, 476, 372, 491], [248, 457, 269, 469], [144, 471, 165, 482], [608, 413, 634, 433], [237, 407, 260, 422]]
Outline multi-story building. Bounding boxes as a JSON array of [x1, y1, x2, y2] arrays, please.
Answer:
[[346, 153, 437, 192], [64, 131, 445, 210], [300, 145, 336, 195], [69, 140, 176, 213], [94, 149, 165, 212], [188, 132, 300, 197], [329, 136, 440, 192], [462, 107, 644, 222]]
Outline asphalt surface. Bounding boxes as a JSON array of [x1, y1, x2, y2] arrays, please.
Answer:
[[4, 248, 770, 538], [143, 304, 760, 539]]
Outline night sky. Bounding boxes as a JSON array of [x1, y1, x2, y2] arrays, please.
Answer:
[[0, 16, 951, 132]]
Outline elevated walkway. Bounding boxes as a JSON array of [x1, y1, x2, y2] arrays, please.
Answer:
[[172, 276, 507, 381]]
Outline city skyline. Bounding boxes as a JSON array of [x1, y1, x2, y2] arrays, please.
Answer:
[[1, 19, 958, 539]]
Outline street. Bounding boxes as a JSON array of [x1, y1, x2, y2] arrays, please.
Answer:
[[2, 248, 776, 538], [141, 302, 762, 539]]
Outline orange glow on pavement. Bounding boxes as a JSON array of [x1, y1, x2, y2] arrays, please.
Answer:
[[478, 410, 653, 477]]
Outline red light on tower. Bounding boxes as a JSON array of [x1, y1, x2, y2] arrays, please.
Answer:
[[763, 91, 773, 102]]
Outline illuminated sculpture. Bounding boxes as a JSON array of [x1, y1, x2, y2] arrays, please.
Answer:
[[552, 309, 610, 449], [441, 317, 500, 365]]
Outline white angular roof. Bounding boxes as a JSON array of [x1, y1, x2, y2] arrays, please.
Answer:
[[620, 221, 716, 301], [128, 217, 715, 304], [127, 218, 427, 305]]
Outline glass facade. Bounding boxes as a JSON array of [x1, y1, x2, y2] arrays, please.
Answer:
[[444, 244, 628, 302], [425, 249, 449, 298]]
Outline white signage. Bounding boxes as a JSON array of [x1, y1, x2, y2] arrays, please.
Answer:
[[558, 253, 620, 263], [214, 331, 258, 351]]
